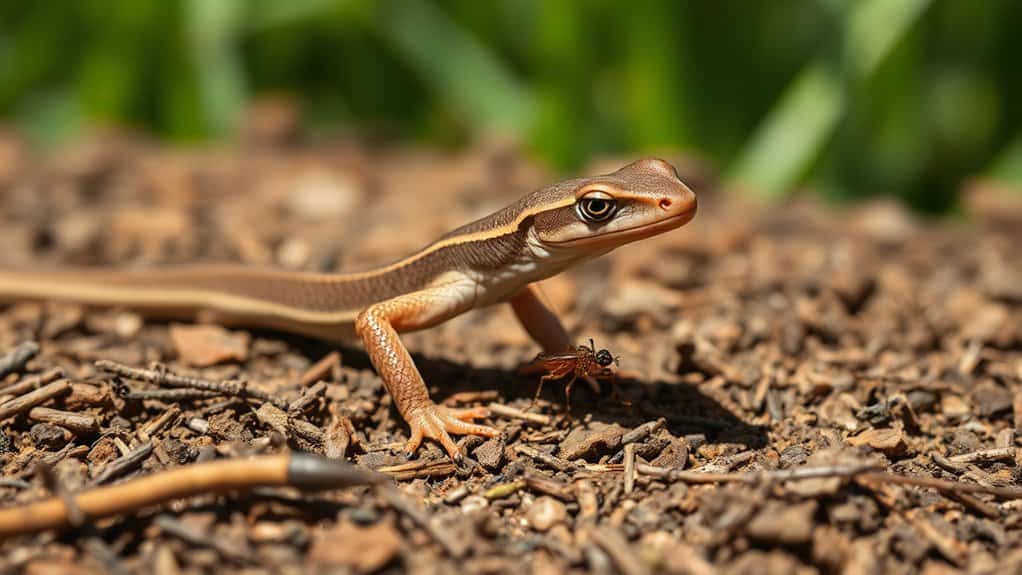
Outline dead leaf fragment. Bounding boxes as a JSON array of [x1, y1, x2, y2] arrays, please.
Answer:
[[558, 422, 625, 461], [170, 324, 249, 366], [848, 428, 907, 456], [307, 519, 401, 572]]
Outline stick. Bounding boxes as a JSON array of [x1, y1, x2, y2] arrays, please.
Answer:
[[288, 380, 327, 414], [95, 360, 287, 408], [137, 406, 181, 442], [514, 444, 577, 473], [623, 443, 636, 494], [90, 442, 154, 486], [621, 419, 664, 445], [636, 461, 883, 484], [377, 459, 457, 481], [299, 351, 341, 387], [0, 380, 71, 423], [121, 388, 221, 402], [28, 407, 100, 434], [0, 367, 64, 398], [947, 447, 1016, 464], [487, 402, 551, 425], [26, 444, 90, 475], [858, 472, 1022, 500]]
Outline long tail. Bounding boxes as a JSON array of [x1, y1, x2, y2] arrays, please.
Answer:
[[0, 264, 364, 340]]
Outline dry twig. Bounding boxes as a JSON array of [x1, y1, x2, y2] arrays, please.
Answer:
[[0, 367, 63, 399], [120, 388, 221, 402], [299, 351, 341, 386], [948, 447, 1016, 464], [96, 360, 287, 408], [28, 407, 99, 434], [377, 459, 457, 481], [137, 406, 181, 441], [90, 442, 154, 486], [621, 419, 664, 445], [636, 461, 883, 484], [487, 402, 551, 425], [622, 443, 637, 494], [514, 444, 577, 473], [0, 379, 71, 423]]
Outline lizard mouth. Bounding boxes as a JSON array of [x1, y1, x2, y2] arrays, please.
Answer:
[[542, 204, 696, 249]]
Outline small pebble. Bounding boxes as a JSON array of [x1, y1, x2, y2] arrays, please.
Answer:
[[526, 496, 567, 532], [460, 495, 489, 514]]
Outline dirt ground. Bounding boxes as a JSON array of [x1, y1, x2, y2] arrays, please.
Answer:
[[0, 128, 1021, 574]]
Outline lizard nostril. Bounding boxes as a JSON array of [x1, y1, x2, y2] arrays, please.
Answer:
[[659, 198, 673, 211]]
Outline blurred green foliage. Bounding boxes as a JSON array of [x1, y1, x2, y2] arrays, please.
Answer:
[[1, 0, 1020, 211]]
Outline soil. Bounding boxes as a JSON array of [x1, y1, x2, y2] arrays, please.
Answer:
[[0, 129, 1021, 574]]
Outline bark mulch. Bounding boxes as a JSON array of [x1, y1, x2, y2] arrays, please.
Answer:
[[1, 130, 1021, 574]]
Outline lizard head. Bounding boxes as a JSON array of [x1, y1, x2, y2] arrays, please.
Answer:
[[530, 158, 697, 252]]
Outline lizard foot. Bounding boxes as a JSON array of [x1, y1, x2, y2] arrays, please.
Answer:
[[404, 404, 497, 462]]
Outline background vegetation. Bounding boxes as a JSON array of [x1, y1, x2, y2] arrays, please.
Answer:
[[1, 0, 1020, 211]]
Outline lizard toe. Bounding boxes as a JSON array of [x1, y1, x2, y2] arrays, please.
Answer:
[[404, 404, 496, 461]]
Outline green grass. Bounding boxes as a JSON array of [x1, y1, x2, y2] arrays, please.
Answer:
[[1, 0, 1020, 209]]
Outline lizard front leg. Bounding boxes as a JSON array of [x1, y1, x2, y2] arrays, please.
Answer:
[[355, 286, 497, 461], [510, 283, 571, 352], [510, 283, 601, 394]]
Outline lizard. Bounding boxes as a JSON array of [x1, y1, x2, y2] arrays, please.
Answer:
[[0, 158, 697, 461]]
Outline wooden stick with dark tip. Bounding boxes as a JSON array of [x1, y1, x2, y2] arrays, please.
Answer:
[[0, 453, 384, 540]]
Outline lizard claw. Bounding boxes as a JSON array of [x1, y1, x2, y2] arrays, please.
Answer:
[[404, 404, 497, 461]]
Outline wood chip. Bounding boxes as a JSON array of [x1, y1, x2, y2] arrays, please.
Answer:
[[170, 324, 250, 366]]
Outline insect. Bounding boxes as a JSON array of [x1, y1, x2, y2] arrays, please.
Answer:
[[520, 339, 619, 409]]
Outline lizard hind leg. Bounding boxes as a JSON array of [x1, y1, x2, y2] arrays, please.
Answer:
[[354, 288, 498, 462]]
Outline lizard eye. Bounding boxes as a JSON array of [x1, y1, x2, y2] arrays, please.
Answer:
[[577, 192, 617, 223], [595, 349, 614, 366]]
